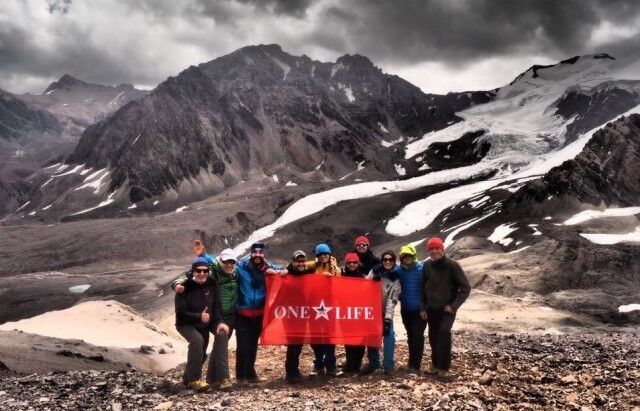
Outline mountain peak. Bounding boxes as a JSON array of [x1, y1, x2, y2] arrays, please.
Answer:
[[336, 53, 374, 67], [43, 74, 85, 94]]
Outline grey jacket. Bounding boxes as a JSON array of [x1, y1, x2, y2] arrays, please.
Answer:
[[367, 265, 401, 322]]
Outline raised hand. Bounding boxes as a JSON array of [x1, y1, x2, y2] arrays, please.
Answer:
[[174, 284, 185, 294]]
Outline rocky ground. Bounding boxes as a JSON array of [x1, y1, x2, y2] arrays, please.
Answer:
[[1, 331, 638, 410]]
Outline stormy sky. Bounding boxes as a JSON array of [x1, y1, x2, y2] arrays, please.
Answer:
[[1, 0, 639, 94]]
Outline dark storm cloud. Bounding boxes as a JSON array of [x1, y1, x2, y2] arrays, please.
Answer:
[[234, 0, 317, 17], [325, 0, 640, 64], [1, 0, 639, 94], [47, 0, 72, 15]]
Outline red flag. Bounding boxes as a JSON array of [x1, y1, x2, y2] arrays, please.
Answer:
[[261, 275, 383, 347]]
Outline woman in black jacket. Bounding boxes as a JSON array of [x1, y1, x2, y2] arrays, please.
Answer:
[[175, 257, 229, 391]]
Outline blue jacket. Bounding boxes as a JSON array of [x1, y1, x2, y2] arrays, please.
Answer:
[[398, 261, 424, 312], [235, 255, 281, 310]]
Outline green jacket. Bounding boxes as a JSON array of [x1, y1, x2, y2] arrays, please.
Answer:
[[171, 263, 238, 323]]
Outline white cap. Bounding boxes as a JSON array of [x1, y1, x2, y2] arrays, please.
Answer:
[[218, 248, 237, 263]]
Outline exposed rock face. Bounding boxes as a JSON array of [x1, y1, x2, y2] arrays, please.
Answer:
[[0, 89, 63, 144], [556, 81, 640, 142], [67, 44, 491, 203], [504, 114, 640, 217], [425, 130, 490, 170]]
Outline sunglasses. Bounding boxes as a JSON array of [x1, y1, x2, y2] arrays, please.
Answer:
[[251, 249, 265, 254], [356, 243, 368, 247], [317, 252, 330, 257], [382, 258, 395, 262], [346, 261, 359, 264], [222, 260, 236, 265], [193, 268, 208, 274]]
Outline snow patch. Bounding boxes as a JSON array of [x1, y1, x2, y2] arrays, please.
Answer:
[[381, 137, 403, 147], [444, 212, 497, 248], [128, 204, 137, 209], [509, 246, 531, 254], [528, 224, 542, 236], [175, 206, 188, 213], [74, 169, 110, 194], [285, 181, 298, 187], [344, 85, 355, 102], [488, 223, 518, 246], [70, 192, 116, 215], [469, 196, 490, 208], [271, 174, 279, 183], [52, 164, 84, 177], [564, 207, 640, 225], [107, 91, 125, 108], [580, 226, 640, 245], [15, 201, 30, 212], [132, 133, 142, 145], [42, 204, 52, 211], [394, 164, 406, 176], [41, 178, 54, 188], [378, 122, 389, 133], [618, 304, 640, 313], [234, 161, 494, 254], [69, 284, 91, 294], [330, 62, 345, 78]]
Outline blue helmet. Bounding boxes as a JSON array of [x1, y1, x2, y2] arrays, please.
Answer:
[[315, 243, 331, 256]]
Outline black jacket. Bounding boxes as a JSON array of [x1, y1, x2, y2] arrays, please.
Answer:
[[175, 277, 223, 330], [420, 257, 470, 310], [354, 249, 381, 273]]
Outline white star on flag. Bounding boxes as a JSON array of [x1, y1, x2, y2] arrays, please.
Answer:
[[312, 299, 333, 320]]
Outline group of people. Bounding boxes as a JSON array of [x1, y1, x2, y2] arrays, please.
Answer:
[[172, 236, 471, 392]]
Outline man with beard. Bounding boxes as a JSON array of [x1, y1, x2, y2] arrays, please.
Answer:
[[235, 242, 281, 384], [420, 237, 470, 380]]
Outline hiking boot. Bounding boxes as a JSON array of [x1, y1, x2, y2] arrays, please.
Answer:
[[286, 373, 303, 384], [218, 378, 233, 391], [437, 370, 455, 380], [309, 368, 323, 377], [359, 364, 378, 376], [384, 367, 395, 377], [247, 375, 265, 384], [327, 369, 343, 378], [187, 380, 210, 392], [426, 365, 439, 375]]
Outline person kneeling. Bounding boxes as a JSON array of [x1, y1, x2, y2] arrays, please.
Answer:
[[175, 257, 229, 391]]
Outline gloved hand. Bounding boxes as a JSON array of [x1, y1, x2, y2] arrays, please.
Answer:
[[383, 320, 392, 337]]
